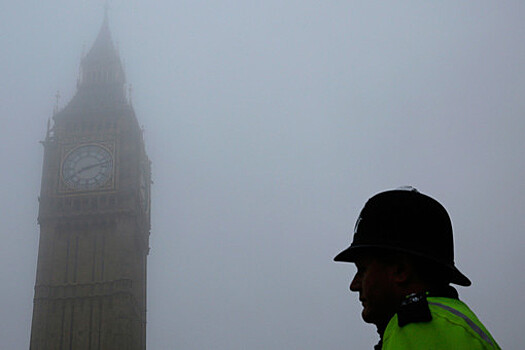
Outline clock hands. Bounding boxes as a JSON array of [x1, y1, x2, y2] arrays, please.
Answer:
[[76, 160, 110, 175], [64, 160, 110, 181]]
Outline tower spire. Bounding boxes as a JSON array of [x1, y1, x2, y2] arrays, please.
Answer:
[[104, 0, 109, 21], [57, 6, 128, 114], [78, 6, 125, 87]]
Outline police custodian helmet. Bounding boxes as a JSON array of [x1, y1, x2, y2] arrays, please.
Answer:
[[334, 187, 471, 286]]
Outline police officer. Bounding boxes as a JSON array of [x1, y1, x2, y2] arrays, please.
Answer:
[[334, 187, 501, 349]]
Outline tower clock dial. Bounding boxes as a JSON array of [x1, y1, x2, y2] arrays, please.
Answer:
[[61, 144, 113, 191]]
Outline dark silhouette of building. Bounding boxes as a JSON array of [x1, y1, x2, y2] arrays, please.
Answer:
[[30, 14, 151, 350]]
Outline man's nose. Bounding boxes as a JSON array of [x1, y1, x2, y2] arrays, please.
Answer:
[[350, 274, 360, 292]]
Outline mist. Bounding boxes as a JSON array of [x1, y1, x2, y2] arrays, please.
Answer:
[[1, 1, 524, 349]]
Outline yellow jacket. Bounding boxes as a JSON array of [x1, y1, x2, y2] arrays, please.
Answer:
[[382, 297, 500, 349]]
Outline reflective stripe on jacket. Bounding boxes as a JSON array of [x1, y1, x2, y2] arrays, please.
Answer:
[[382, 297, 500, 349]]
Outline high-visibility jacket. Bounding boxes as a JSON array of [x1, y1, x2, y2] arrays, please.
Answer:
[[382, 297, 500, 349]]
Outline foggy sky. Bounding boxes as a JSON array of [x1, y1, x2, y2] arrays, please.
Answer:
[[1, 1, 524, 349]]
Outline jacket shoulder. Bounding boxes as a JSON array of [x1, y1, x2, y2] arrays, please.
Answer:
[[382, 298, 500, 349]]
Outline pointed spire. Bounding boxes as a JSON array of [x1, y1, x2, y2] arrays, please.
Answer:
[[79, 7, 125, 87], [104, 0, 109, 22], [57, 7, 129, 115], [84, 13, 115, 62]]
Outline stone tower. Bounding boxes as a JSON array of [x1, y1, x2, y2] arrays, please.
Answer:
[[30, 15, 151, 350]]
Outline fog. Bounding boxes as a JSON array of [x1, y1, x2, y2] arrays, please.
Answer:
[[1, 1, 524, 348]]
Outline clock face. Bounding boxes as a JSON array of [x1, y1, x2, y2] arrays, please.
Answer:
[[61, 144, 113, 191]]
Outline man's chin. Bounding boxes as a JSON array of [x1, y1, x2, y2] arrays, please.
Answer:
[[362, 309, 394, 334], [361, 308, 374, 324], [361, 309, 384, 325]]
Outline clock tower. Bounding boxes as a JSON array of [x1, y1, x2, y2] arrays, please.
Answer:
[[30, 14, 151, 350]]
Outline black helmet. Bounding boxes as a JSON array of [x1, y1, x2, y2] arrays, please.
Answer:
[[334, 187, 471, 286]]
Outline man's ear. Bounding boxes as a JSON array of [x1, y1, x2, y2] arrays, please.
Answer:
[[391, 255, 414, 284]]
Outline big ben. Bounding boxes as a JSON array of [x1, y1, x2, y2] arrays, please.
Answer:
[[30, 13, 151, 350]]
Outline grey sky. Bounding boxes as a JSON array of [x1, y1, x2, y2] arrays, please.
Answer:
[[1, 1, 524, 349]]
